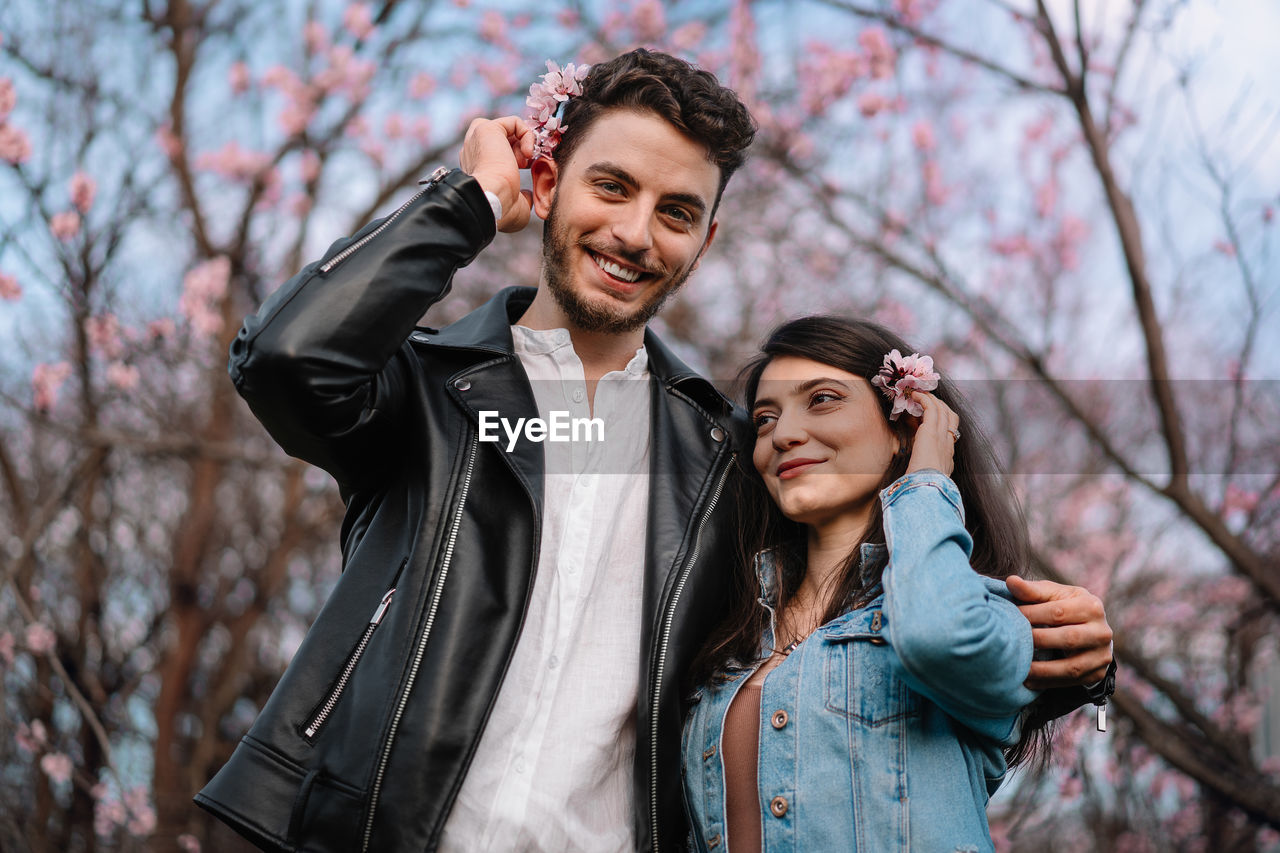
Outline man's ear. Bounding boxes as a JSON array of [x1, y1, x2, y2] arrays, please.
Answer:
[[691, 219, 719, 271], [530, 156, 559, 220]]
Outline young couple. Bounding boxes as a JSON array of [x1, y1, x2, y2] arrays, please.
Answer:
[[198, 49, 1114, 852]]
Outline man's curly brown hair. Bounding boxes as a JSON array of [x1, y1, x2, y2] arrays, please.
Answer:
[[553, 48, 757, 213]]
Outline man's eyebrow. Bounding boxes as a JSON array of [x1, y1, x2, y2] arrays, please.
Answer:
[[584, 162, 709, 217], [752, 377, 853, 411]]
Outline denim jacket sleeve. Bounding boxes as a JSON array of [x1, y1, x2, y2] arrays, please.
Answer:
[[880, 469, 1038, 743]]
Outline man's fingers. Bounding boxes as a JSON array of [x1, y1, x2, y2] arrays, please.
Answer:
[[1017, 597, 1106, 628], [1029, 623, 1114, 651], [1005, 574, 1070, 603]]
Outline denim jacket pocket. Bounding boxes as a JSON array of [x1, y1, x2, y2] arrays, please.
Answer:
[[821, 608, 920, 726]]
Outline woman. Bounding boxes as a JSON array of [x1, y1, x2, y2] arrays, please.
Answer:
[[682, 316, 1050, 852]]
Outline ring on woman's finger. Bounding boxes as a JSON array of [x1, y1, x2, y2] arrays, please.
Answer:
[[948, 428, 961, 442]]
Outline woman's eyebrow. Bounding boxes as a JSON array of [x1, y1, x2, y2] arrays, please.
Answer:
[[753, 377, 852, 411]]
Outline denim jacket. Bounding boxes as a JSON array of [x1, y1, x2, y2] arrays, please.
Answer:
[[681, 470, 1038, 852]]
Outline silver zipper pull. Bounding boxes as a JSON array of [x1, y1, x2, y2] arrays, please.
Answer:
[[1096, 702, 1107, 732], [371, 589, 396, 624], [417, 166, 451, 186]]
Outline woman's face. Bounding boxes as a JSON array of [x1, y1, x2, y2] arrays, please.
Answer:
[[751, 356, 898, 531]]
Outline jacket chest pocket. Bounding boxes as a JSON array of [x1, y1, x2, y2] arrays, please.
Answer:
[[821, 610, 919, 727]]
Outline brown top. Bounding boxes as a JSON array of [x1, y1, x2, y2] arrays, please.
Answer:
[[722, 652, 788, 853]]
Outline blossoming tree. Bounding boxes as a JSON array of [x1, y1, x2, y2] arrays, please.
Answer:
[[1, 0, 1276, 850]]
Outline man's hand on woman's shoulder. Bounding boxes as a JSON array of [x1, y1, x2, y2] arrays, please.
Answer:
[[1006, 575, 1114, 689]]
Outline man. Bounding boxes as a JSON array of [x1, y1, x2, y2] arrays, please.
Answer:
[[197, 49, 1113, 852]]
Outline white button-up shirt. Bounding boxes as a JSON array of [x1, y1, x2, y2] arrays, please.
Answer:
[[439, 325, 651, 852]]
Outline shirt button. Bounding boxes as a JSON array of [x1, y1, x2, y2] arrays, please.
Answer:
[[771, 709, 788, 729], [514, 758, 526, 774], [548, 655, 560, 669], [572, 388, 585, 403], [770, 795, 789, 818]]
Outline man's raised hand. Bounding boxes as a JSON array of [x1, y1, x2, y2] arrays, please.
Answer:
[[460, 115, 537, 233]]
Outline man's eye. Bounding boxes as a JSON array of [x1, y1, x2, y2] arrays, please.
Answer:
[[665, 207, 692, 223], [599, 181, 623, 194]]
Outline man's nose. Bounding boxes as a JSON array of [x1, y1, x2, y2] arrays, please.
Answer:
[[610, 202, 655, 254]]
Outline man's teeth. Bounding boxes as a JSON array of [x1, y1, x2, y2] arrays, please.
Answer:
[[593, 254, 641, 283]]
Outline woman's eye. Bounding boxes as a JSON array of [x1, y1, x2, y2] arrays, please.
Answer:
[[810, 391, 843, 406], [753, 413, 776, 431]]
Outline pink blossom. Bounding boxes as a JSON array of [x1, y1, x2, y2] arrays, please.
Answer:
[[478, 61, 517, 97], [360, 139, 385, 167], [0, 123, 32, 164], [1222, 483, 1259, 516], [299, 149, 322, 183], [1034, 177, 1058, 218], [304, 20, 330, 54], [671, 21, 707, 50], [85, 313, 124, 359], [261, 64, 300, 92], [922, 159, 947, 205], [342, 3, 375, 40], [50, 211, 80, 240], [871, 349, 941, 419], [70, 171, 96, 213], [32, 362, 71, 412], [178, 834, 202, 853], [478, 11, 508, 46], [384, 113, 405, 139], [631, 0, 667, 41], [147, 317, 175, 341], [893, 0, 925, 24], [1212, 238, 1236, 257], [798, 45, 865, 114], [512, 13, 531, 28], [228, 61, 251, 94], [857, 91, 888, 117], [155, 123, 182, 160], [194, 141, 272, 181], [180, 256, 231, 339], [408, 72, 435, 98], [1263, 205, 1274, 224], [40, 753, 73, 785], [16, 720, 48, 754], [0, 77, 15, 120], [25, 622, 56, 654], [0, 271, 20, 301], [345, 115, 370, 138], [106, 362, 140, 391], [911, 120, 936, 152], [858, 27, 897, 79], [525, 60, 591, 159], [410, 116, 432, 143], [123, 787, 157, 837], [289, 193, 314, 217], [94, 790, 127, 837], [557, 8, 580, 27]]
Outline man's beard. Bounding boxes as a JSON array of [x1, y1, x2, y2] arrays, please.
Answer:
[[540, 198, 696, 334]]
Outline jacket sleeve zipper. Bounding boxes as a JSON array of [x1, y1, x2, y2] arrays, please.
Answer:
[[648, 451, 735, 852], [303, 588, 397, 740], [318, 167, 451, 275], [362, 433, 479, 852]]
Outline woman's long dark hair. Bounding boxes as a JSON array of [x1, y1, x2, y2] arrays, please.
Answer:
[[690, 315, 1052, 767]]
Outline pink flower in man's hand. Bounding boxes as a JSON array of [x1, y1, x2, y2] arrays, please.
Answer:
[[70, 171, 96, 213], [50, 211, 81, 240], [41, 753, 73, 785], [0, 77, 15, 120], [0, 271, 20, 301], [870, 348, 940, 420], [0, 124, 32, 164]]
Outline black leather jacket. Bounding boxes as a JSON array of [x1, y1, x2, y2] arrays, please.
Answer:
[[195, 169, 749, 852]]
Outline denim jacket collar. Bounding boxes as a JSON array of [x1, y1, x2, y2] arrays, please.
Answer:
[[751, 543, 889, 609]]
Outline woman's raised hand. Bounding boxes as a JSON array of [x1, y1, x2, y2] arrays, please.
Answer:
[[904, 391, 961, 478]]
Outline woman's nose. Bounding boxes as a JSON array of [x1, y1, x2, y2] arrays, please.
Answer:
[[771, 411, 807, 450]]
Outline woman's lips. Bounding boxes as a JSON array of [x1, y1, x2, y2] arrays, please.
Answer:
[[776, 458, 823, 479]]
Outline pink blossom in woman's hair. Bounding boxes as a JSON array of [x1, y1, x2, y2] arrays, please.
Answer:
[[70, 171, 96, 213], [870, 349, 940, 419], [0, 124, 32, 164], [0, 77, 15, 120], [41, 753, 74, 785], [0, 271, 20, 301]]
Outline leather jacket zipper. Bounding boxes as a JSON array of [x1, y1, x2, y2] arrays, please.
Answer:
[[319, 167, 450, 275], [648, 451, 735, 851], [361, 433, 478, 851], [303, 588, 396, 740]]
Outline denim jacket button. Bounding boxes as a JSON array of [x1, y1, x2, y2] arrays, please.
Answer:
[[771, 709, 788, 729], [707, 833, 722, 848], [770, 795, 789, 818], [702, 744, 716, 761]]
